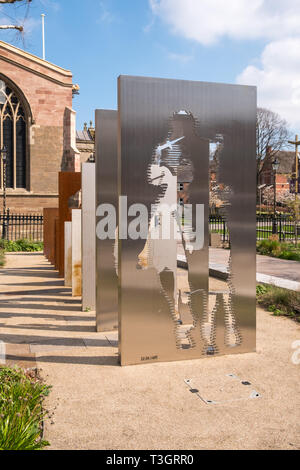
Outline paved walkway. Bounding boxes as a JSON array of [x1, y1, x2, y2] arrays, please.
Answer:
[[208, 248, 300, 291], [0, 253, 299, 450], [209, 248, 300, 283], [177, 248, 300, 290]]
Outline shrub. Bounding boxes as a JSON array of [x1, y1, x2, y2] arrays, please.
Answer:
[[278, 250, 300, 261], [0, 239, 43, 253], [257, 284, 300, 322], [257, 237, 300, 261], [256, 284, 268, 296], [0, 367, 51, 450], [0, 249, 5, 267]]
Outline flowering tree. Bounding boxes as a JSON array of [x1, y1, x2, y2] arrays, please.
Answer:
[[276, 190, 295, 206], [261, 185, 274, 210]]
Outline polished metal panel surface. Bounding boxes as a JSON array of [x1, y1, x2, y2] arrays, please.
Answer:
[[81, 163, 96, 312], [118, 76, 257, 366], [95, 110, 118, 332]]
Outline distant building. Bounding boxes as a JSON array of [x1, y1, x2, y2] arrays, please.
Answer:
[[259, 150, 298, 194], [0, 40, 80, 214], [76, 122, 95, 164]]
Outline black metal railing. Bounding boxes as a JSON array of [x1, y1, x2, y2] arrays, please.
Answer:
[[209, 215, 229, 243], [256, 214, 299, 242], [209, 214, 299, 243], [0, 211, 297, 244], [0, 210, 43, 242]]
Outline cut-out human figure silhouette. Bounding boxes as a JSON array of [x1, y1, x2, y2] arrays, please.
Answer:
[[138, 111, 207, 351]]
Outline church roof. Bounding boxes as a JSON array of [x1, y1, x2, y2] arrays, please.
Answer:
[[76, 129, 94, 142], [262, 151, 296, 175], [276, 151, 296, 174]]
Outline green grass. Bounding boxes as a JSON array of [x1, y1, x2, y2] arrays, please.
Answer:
[[257, 226, 296, 237], [0, 249, 5, 267], [0, 239, 44, 253], [257, 238, 300, 261], [0, 367, 51, 450], [257, 284, 300, 322]]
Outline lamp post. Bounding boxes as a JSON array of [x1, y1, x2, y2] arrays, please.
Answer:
[[288, 136, 300, 247], [272, 157, 280, 235], [0, 146, 7, 239]]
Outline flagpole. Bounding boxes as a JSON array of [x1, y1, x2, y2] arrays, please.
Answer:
[[41, 14, 45, 60]]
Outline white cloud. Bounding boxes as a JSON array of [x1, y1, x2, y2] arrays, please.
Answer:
[[168, 52, 193, 63], [143, 16, 155, 33], [39, 0, 61, 12], [149, 0, 300, 45], [237, 38, 300, 129], [150, 0, 300, 129], [22, 17, 41, 34], [99, 1, 115, 24]]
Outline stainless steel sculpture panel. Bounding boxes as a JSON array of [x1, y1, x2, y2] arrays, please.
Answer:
[[82, 162, 96, 312], [118, 76, 257, 366], [95, 110, 118, 332]]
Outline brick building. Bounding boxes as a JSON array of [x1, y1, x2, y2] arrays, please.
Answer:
[[259, 151, 298, 194], [0, 40, 80, 214]]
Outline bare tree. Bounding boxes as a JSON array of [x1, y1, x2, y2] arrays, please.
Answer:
[[256, 107, 290, 191], [0, 0, 31, 32], [0, 0, 31, 4], [0, 24, 23, 30]]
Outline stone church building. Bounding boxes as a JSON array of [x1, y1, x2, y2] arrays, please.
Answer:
[[0, 40, 83, 214]]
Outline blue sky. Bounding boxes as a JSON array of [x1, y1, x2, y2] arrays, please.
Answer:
[[1, 0, 300, 131]]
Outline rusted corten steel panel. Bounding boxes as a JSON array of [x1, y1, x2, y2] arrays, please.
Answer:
[[54, 217, 59, 271], [43, 208, 59, 265], [58, 172, 81, 277]]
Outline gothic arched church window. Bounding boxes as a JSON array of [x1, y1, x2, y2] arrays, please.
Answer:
[[0, 78, 27, 189]]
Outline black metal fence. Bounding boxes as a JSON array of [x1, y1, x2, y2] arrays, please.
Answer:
[[209, 214, 299, 243], [256, 214, 299, 242], [0, 212, 298, 244], [209, 215, 229, 243], [0, 210, 43, 242]]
